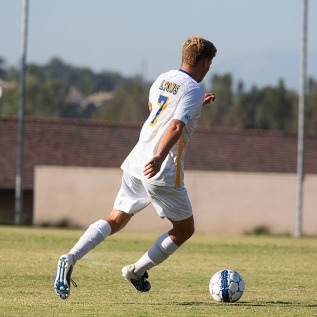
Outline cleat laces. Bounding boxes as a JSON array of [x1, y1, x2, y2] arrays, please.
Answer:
[[70, 278, 77, 288]]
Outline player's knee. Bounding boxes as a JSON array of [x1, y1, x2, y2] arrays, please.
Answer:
[[105, 210, 132, 234], [183, 218, 195, 238], [174, 223, 195, 244], [186, 223, 195, 240]]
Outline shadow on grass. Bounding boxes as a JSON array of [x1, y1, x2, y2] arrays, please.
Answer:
[[242, 301, 317, 307], [175, 301, 317, 308]]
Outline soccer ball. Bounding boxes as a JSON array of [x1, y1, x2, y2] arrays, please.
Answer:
[[209, 269, 245, 303]]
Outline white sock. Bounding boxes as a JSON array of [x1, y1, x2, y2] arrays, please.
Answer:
[[69, 219, 111, 263], [134, 232, 178, 276]]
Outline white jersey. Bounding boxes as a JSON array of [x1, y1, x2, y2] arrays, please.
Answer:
[[121, 69, 205, 187]]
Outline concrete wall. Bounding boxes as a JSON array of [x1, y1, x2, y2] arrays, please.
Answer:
[[33, 166, 317, 236]]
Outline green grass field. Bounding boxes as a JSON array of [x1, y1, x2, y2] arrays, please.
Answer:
[[0, 225, 317, 317]]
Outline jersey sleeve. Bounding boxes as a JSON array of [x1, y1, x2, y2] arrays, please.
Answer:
[[173, 86, 205, 125]]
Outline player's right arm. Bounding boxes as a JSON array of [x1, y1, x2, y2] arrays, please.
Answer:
[[143, 118, 185, 179]]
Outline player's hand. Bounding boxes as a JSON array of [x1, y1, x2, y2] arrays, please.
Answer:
[[144, 156, 163, 178], [203, 93, 216, 105]]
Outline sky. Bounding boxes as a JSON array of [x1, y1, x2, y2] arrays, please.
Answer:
[[1, 0, 316, 91]]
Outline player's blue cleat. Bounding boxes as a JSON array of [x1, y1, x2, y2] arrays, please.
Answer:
[[54, 254, 77, 299], [121, 264, 151, 292]]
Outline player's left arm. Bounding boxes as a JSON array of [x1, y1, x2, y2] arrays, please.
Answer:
[[203, 93, 216, 106], [143, 119, 185, 179], [148, 101, 152, 112]]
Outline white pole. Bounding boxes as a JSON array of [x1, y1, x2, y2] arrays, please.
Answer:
[[295, 0, 308, 238], [15, 0, 29, 225]]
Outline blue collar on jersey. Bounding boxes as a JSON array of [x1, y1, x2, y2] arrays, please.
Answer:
[[178, 68, 194, 79]]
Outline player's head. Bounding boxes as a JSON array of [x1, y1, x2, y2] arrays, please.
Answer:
[[182, 36, 217, 66], [181, 36, 217, 82]]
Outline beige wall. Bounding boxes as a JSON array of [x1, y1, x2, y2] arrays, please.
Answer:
[[33, 166, 317, 236]]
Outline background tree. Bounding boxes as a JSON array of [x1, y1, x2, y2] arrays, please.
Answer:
[[25, 78, 69, 117], [254, 80, 294, 131], [94, 78, 150, 123], [305, 78, 317, 136], [0, 58, 6, 79], [227, 85, 259, 129], [0, 86, 19, 116], [198, 73, 233, 128], [1, 55, 317, 136]]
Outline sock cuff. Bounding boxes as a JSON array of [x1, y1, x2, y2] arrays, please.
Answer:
[[157, 232, 179, 255], [92, 219, 112, 238]]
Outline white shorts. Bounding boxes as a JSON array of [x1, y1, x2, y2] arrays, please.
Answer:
[[113, 172, 192, 221]]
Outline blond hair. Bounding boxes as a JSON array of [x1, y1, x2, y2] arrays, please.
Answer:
[[182, 36, 217, 66]]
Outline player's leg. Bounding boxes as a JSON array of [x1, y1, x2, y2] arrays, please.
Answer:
[[68, 209, 132, 264], [122, 216, 194, 292], [133, 215, 194, 273], [54, 210, 131, 299], [122, 184, 194, 292], [54, 172, 150, 299], [167, 215, 195, 245]]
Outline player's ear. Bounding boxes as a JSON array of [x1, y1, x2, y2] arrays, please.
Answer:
[[203, 58, 212, 66]]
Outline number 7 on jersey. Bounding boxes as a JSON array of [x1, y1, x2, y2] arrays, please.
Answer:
[[150, 95, 169, 126]]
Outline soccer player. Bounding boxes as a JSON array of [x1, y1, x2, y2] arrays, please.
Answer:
[[54, 35, 217, 299]]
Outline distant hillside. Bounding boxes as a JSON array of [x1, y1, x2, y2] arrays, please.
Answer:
[[214, 49, 317, 90]]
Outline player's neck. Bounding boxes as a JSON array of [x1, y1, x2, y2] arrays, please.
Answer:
[[179, 65, 199, 82]]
